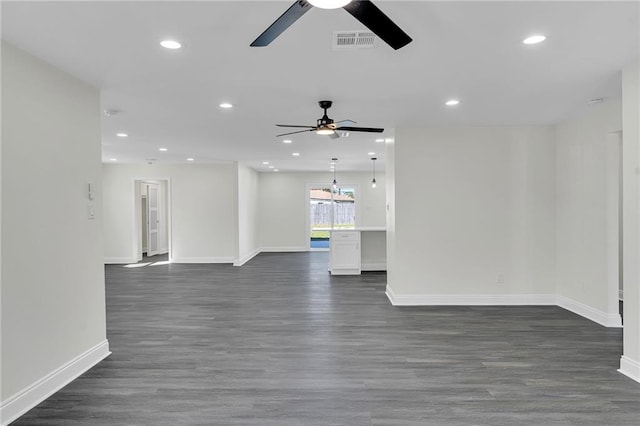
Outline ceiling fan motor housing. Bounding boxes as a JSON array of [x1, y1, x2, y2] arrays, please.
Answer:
[[318, 100, 335, 128]]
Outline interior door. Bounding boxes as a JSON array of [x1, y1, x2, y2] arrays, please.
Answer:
[[146, 183, 159, 256]]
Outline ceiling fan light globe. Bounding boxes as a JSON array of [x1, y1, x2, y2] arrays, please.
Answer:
[[308, 0, 352, 9], [317, 128, 335, 136]]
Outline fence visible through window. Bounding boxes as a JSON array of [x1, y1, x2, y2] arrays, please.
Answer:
[[309, 187, 356, 250]]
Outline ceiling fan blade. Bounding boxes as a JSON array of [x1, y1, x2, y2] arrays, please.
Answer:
[[251, 1, 313, 47], [276, 124, 316, 128], [335, 126, 384, 133], [276, 129, 316, 137], [329, 131, 341, 140], [334, 119, 357, 125], [342, 1, 412, 50]]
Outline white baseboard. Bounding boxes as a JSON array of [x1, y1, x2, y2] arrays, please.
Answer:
[[104, 257, 136, 264], [619, 356, 640, 383], [259, 246, 308, 253], [171, 256, 234, 264], [385, 286, 555, 306], [556, 295, 622, 328], [109, 247, 312, 267], [361, 261, 386, 271], [330, 268, 362, 275], [0, 340, 110, 426], [385, 288, 622, 328], [234, 249, 261, 266]]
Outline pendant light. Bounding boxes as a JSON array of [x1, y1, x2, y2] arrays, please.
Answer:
[[331, 158, 338, 189], [371, 157, 377, 188]]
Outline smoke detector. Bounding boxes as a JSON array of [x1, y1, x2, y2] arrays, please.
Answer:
[[104, 109, 121, 117], [333, 31, 377, 49], [587, 98, 604, 105]]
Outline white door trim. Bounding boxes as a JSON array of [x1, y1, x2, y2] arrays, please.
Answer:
[[133, 178, 172, 262], [146, 183, 159, 256]]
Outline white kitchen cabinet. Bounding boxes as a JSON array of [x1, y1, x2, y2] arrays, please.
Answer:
[[329, 230, 361, 275], [329, 228, 386, 275]]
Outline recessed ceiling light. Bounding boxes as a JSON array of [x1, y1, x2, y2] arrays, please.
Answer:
[[587, 97, 604, 105], [368, 152, 376, 156], [375, 138, 384, 143], [283, 139, 293, 144], [116, 133, 128, 138], [160, 40, 182, 49], [385, 138, 394, 143], [159, 148, 168, 152], [268, 165, 275, 169], [445, 99, 460, 106], [219, 102, 233, 109], [263, 161, 270, 165], [187, 158, 195, 161], [523, 35, 546, 45], [292, 152, 300, 156], [109, 158, 117, 161], [274, 169, 279, 172]]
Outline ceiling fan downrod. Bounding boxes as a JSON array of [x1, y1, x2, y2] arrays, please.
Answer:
[[317, 100, 334, 127]]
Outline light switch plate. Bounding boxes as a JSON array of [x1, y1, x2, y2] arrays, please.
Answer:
[[88, 182, 95, 200]]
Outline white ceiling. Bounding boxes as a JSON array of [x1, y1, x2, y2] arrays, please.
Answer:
[[2, 1, 638, 172]]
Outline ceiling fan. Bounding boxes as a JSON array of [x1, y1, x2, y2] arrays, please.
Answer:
[[251, 0, 412, 50], [276, 100, 384, 139]]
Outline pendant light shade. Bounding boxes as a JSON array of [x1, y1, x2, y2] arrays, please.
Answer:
[[371, 157, 377, 188], [332, 158, 338, 189]]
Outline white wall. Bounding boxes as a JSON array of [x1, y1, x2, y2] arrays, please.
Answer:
[[387, 127, 557, 304], [102, 163, 237, 263], [555, 101, 623, 326], [257, 171, 386, 250], [236, 164, 259, 265], [386, 140, 397, 291], [620, 60, 640, 382], [103, 166, 384, 264], [1, 42, 109, 422]]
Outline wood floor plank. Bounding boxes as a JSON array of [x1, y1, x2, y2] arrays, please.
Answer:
[[13, 252, 640, 425]]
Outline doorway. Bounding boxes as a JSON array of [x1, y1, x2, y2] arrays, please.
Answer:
[[307, 184, 358, 251], [606, 131, 623, 322], [141, 195, 148, 254], [134, 179, 170, 261]]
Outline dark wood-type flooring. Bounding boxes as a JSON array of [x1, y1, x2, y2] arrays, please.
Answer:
[[14, 252, 640, 425]]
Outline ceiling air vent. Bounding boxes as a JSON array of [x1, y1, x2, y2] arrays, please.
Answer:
[[333, 31, 377, 49]]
